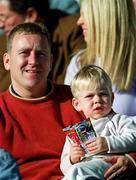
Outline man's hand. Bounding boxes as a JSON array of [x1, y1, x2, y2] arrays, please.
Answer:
[[104, 155, 136, 180]]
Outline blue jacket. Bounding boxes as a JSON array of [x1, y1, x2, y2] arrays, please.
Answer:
[[0, 148, 20, 180]]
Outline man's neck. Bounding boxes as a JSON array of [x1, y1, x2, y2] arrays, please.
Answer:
[[10, 81, 52, 99]]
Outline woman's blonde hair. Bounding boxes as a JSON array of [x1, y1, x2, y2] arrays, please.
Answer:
[[71, 64, 112, 98], [79, 0, 136, 90]]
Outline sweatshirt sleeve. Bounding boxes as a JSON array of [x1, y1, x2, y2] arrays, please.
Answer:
[[128, 152, 136, 161], [60, 136, 73, 175], [125, 153, 136, 167], [105, 115, 136, 153]]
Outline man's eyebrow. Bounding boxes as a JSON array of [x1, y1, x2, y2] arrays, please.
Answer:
[[17, 47, 31, 52], [36, 48, 49, 53]]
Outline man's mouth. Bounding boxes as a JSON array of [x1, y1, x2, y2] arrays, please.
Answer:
[[25, 70, 40, 73]]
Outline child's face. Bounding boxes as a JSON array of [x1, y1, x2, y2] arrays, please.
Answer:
[[72, 87, 113, 120]]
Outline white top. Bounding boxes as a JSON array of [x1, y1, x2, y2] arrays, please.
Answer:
[[60, 112, 136, 175], [64, 52, 136, 116]]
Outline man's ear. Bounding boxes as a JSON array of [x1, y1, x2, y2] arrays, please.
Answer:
[[3, 53, 10, 71], [50, 54, 53, 70], [111, 92, 114, 104], [25, 8, 38, 22], [72, 97, 82, 112]]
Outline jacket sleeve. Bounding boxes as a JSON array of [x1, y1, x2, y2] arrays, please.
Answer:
[[60, 136, 73, 175], [105, 115, 136, 153]]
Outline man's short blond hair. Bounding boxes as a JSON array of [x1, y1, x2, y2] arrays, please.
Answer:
[[7, 22, 51, 53]]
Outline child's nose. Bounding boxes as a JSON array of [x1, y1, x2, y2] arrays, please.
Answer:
[[94, 95, 101, 103]]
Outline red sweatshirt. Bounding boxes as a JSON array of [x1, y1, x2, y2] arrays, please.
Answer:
[[129, 152, 136, 160], [0, 84, 83, 180]]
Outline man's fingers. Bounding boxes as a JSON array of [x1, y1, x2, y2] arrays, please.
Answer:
[[104, 164, 117, 178], [105, 167, 126, 180], [104, 163, 127, 180]]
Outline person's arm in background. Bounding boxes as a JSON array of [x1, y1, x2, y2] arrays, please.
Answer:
[[64, 51, 82, 85], [49, 11, 85, 84]]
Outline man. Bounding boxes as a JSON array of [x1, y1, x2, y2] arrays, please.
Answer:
[[0, 22, 83, 179], [0, 0, 85, 92]]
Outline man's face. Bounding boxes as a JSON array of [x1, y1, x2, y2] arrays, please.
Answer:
[[4, 33, 52, 93], [0, 0, 26, 36]]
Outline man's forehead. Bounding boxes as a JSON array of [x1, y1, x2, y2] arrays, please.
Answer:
[[12, 32, 43, 40], [11, 32, 49, 50]]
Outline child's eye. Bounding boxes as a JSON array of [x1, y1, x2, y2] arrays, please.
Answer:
[[99, 92, 109, 96], [86, 94, 94, 98]]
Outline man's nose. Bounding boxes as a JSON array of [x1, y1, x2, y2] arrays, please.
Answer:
[[28, 53, 38, 65]]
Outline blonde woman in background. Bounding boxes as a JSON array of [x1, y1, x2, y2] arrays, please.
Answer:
[[64, 0, 136, 116]]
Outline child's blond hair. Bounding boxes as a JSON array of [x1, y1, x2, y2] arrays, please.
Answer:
[[71, 65, 112, 98]]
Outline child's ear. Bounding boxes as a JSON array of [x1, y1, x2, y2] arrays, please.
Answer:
[[72, 97, 82, 112]]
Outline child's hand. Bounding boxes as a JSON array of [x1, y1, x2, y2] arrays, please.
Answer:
[[85, 137, 108, 154], [70, 143, 85, 164]]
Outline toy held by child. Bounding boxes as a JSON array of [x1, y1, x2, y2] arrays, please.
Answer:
[[63, 118, 96, 155]]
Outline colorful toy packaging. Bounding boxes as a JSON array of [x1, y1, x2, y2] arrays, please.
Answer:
[[63, 119, 96, 154]]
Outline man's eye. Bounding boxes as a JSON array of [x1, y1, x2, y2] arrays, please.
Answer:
[[21, 51, 29, 55], [36, 52, 46, 57]]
